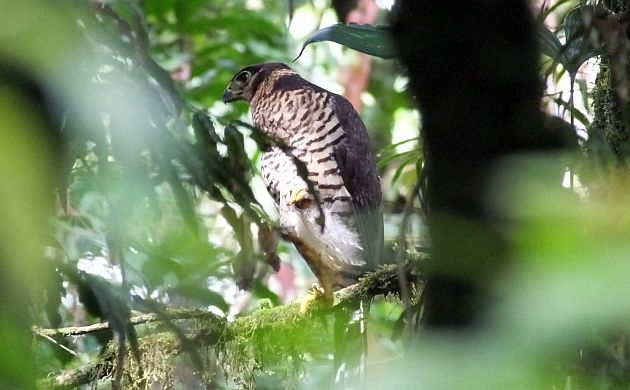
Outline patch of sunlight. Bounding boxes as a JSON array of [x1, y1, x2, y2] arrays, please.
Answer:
[[320, 7, 338, 27], [391, 107, 420, 153], [78, 256, 123, 284], [376, 0, 395, 9], [245, 0, 263, 10], [288, 4, 319, 40], [361, 91, 376, 107], [393, 75, 408, 93], [561, 169, 588, 198], [313, 0, 328, 10]]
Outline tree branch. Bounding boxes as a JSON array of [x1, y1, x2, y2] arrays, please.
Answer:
[[36, 260, 425, 389], [32, 309, 215, 338]]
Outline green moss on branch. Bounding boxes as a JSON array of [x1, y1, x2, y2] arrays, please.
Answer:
[[37, 259, 425, 389]]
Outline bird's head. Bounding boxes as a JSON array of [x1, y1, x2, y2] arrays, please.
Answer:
[[223, 62, 291, 103]]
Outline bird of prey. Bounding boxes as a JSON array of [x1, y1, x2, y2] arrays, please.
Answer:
[[222, 63, 383, 302]]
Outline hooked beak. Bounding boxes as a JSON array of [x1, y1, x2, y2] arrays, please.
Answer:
[[223, 80, 243, 103], [222, 88, 235, 103]]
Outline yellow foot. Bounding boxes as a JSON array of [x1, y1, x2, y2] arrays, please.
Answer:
[[299, 283, 332, 314], [289, 188, 311, 209]]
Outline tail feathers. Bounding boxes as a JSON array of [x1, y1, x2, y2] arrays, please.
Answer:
[[333, 299, 368, 389]]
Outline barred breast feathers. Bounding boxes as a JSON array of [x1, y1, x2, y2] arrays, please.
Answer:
[[252, 70, 365, 272]]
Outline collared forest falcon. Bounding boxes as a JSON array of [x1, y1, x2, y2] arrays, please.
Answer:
[[223, 62, 383, 298]]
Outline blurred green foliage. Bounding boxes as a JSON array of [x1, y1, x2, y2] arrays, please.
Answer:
[[2, 0, 630, 389], [0, 0, 412, 388], [0, 70, 58, 390]]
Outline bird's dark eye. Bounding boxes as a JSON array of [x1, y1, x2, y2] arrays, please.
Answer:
[[235, 71, 251, 83]]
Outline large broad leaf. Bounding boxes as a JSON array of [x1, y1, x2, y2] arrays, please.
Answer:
[[538, 25, 569, 69], [295, 23, 396, 60], [538, 6, 604, 76], [562, 6, 604, 75]]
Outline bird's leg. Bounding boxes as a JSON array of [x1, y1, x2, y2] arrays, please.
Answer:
[[310, 282, 326, 296], [289, 187, 312, 209], [300, 282, 333, 314]]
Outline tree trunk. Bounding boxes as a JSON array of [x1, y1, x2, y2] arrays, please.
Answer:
[[589, 1, 630, 165], [392, 0, 566, 327]]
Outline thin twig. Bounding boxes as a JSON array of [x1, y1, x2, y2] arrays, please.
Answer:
[[38, 333, 79, 357], [32, 309, 215, 338]]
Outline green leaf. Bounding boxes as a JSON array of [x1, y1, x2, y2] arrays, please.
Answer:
[[539, 7, 604, 76], [174, 0, 207, 26], [552, 97, 590, 127], [295, 23, 396, 61], [391, 155, 418, 186], [252, 279, 281, 306], [378, 137, 418, 156], [537, 25, 569, 69], [166, 284, 229, 311], [377, 149, 419, 169], [287, 0, 295, 27], [164, 161, 199, 237], [562, 7, 604, 75], [542, 0, 575, 20], [145, 0, 175, 18]]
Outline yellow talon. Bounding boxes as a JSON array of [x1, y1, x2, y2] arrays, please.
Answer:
[[289, 188, 307, 204], [299, 283, 330, 314], [289, 188, 311, 209]]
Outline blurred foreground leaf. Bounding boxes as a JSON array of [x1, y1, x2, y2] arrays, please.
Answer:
[[374, 155, 630, 389]]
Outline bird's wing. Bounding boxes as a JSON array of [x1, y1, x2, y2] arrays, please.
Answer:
[[332, 94, 383, 270]]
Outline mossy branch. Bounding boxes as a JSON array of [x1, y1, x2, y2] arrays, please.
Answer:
[[36, 259, 425, 389]]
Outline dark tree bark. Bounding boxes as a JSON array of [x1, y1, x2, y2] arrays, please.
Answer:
[[588, 1, 630, 165], [391, 1, 567, 327]]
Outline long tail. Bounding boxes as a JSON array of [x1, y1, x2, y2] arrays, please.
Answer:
[[333, 298, 368, 389]]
